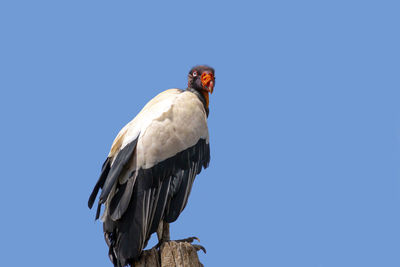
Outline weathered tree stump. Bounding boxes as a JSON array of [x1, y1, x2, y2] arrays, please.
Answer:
[[134, 241, 204, 267]]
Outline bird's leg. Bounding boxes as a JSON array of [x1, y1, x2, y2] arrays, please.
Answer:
[[153, 221, 170, 249], [160, 220, 170, 242]]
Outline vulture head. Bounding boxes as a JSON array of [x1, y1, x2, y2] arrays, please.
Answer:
[[188, 65, 215, 108]]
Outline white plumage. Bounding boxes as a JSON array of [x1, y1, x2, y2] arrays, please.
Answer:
[[110, 89, 209, 171], [89, 66, 215, 267]]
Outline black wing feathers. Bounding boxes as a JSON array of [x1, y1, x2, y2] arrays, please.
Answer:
[[149, 176, 172, 234], [166, 160, 200, 223], [99, 138, 138, 204], [88, 157, 111, 209], [95, 138, 210, 266]]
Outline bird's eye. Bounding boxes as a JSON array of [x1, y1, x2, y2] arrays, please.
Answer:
[[192, 71, 198, 77]]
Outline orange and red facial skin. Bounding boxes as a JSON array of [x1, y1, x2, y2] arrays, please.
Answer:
[[188, 65, 215, 108], [201, 72, 214, 93]]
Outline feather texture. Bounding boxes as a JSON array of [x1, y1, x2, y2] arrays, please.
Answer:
[[88, 158, 111, 209], [99, 138, 138, 204], [89, 88, 211, 266], [104, 139, 210, 265]]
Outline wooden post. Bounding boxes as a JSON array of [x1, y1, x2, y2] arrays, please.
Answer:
[[134, 241, 204, 267]]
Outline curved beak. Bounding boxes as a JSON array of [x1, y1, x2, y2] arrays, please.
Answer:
[[201, 72, 214, 94]]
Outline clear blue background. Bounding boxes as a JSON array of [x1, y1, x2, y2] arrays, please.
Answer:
[[1, 1, 399, 266]]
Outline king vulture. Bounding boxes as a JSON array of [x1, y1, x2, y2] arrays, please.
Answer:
[[88, 65, 215, 266]]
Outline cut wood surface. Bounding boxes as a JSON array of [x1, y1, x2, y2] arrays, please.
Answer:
[[134, 241, 204, 267]]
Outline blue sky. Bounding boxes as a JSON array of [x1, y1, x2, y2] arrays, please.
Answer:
[[1, 1, 399, 266]]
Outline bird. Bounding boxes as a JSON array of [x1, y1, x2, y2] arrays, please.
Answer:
[[88, 65, 215, 266]]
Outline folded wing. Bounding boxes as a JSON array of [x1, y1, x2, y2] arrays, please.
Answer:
[[88, 89, 210, 265]]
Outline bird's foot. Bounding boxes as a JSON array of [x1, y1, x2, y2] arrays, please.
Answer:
[[192, 244, 207, 254], [174, 236, 206, 254], [153, 236, 206, 253]]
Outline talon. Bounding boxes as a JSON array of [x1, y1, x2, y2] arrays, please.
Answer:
[[192, 244, 207, 254], [173, 236, 206, 254]]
